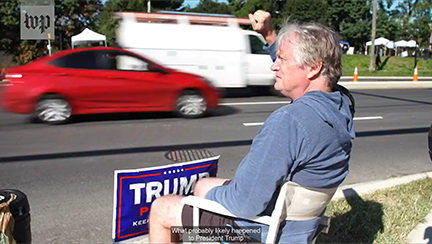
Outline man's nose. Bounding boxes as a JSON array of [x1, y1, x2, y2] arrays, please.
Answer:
[[271, 60, 280, 71]]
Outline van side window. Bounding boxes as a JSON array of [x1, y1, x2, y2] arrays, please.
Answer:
[[248, 35, 268, 55]]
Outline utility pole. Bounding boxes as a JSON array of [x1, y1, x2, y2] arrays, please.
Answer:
[[147, 0, 151, 13], [369, 0, 377, 72]]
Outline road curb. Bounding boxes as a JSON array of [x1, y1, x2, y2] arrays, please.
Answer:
[[333, 171, 432, 200]]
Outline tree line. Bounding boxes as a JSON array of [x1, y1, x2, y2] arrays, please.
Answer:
[[0, 0, 430, 65]]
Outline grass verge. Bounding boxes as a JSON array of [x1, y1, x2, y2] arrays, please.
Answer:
[[317, 177, 432, 244], [342, 55, 432, 77]]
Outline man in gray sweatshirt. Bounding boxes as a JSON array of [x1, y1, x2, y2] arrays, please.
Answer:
[[149, 10, 355, 244]]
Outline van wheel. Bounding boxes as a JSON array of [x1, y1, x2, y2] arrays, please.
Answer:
[[175, 91, 207, 118], [34, 95, 72, 125]]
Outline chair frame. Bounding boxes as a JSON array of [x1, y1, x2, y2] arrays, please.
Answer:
[[181, 181, 331, 244]]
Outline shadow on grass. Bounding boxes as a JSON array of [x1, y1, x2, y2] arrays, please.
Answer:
[[377, 56, 391, 71], [317, 189, 384, 243]]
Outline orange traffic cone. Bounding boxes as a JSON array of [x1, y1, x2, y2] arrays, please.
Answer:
[[353, 66, 358, 82], [413, 66, 418, 81]]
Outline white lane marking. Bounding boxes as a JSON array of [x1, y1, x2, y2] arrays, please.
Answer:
[[243, 116, 383, 127], [353, 116, 383, 121], [243, 122, 265, 126], [220, 101, 290, 106]]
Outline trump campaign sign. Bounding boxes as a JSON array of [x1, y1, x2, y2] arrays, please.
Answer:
[[112, 156, 220, 242]]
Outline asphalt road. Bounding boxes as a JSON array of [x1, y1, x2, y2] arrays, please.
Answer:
[[0, 88, 432, 243]]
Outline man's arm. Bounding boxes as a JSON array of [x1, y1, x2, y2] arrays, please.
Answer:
[[248, 10, 277, 61], [248, 10, 277, 45], [205, 111, 307, 217]]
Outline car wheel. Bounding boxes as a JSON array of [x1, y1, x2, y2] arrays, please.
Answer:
[[176, 91, 207, 118], [35, 95, 72, 124]]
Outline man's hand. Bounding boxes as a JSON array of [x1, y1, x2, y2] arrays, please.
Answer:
[[248, 10, 277, 45]]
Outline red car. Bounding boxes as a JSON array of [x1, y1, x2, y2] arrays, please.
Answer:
[[0, 47, 219, 124]]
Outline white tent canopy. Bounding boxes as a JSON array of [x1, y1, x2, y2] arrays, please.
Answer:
[[406, 40, 418, 48], [71, 28, 107, 48], [394, 40, 409, 47], [394, 40, 418, 48], [385, 41, 395, 49], [366, 37, 390, 46]]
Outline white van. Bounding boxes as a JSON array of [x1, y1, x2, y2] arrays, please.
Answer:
[[115, 12, 275, 89]]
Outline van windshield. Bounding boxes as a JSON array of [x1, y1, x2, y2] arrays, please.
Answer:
[[248, 35, 268, 55]]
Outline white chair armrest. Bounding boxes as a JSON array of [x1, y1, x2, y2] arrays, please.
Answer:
[[181, 196, 273, 225]]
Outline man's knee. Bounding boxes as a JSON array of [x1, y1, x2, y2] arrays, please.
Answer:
[[149, 195, 184, 226], [149, 197, 165, 217], [194, 177, 230, 197]]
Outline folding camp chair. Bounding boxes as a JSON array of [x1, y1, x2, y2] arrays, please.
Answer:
[[181, 181, 335, 244]]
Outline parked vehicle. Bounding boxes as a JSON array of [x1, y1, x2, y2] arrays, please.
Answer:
[[115, 11, 275, 89], [0, 47, 219, 124]]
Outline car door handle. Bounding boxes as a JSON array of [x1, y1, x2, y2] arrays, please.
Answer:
[[53, 73, 68, 76]]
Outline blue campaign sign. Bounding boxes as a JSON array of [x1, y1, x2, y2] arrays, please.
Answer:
[[112, 156, 220, 242]]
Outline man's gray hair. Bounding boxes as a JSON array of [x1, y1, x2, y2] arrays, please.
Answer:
[[275, 22, 342, 87]]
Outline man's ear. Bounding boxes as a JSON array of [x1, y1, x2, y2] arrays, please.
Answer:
[[307, 61, 323, 80]]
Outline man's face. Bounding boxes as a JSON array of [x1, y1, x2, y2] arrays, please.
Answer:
[[271, 38, 310, 98]]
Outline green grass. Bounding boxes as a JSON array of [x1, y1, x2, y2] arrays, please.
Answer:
[[342, 55, 432, 77], [317, 177, 432, 244]]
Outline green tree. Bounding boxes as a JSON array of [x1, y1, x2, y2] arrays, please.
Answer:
[[334, 0, 371, 53], [409, 0, 431, 47], [0, 0, 20, 59], [0, 0, 102, 64], [185, 0, 232, 14], [55, 0, 103, 50], [151, 0, 184, 10], [391, 0, 431, 47], [280, 0, 330, 25], [375, 0, 398, 41]]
